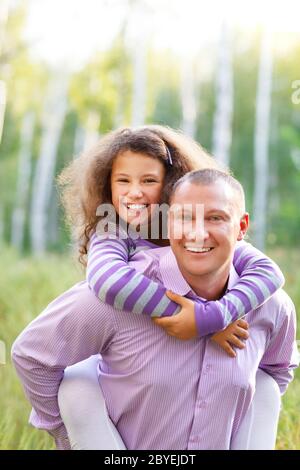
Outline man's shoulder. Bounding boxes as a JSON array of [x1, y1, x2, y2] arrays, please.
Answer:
[[262, 288, 296, 327], [51, 281, 116, 317], [266, 288, 295, 312], [246, 288, 296, 335]]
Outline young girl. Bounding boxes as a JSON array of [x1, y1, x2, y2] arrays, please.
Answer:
[[57, 125, 284, 449]]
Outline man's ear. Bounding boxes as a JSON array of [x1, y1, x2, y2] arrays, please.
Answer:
[[237, 213, 249, 241]]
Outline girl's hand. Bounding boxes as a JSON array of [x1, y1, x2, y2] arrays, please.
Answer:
[[211, 319, 249, 357], [152, 291, 197, 340]]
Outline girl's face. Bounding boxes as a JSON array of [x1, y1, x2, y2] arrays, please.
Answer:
[[111, 150, 166, 225]]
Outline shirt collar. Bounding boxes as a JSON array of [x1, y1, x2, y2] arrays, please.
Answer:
[[159, 249, 192, 296], [159, 247, 239, 298]]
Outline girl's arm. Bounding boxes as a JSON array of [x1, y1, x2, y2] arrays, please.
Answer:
[[87, 232, 180, 318], [169, 240, 285, 338], [87, 235, 284, 337], [165, 240, 285, 337]]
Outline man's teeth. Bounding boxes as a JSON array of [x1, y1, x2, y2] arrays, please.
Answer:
[[126, 204, 147, 210], [185, 246, 212, 253]]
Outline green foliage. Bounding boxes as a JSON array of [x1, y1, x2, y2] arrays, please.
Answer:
[[0, 4, 300, 252], [147, 51, 182, 127], [69, 34, 132, 132]]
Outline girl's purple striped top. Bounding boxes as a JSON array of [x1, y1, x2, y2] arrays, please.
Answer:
[[87, 231, 285, 336]]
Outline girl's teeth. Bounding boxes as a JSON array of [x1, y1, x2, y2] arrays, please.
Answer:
[[127, 204, 147, 209]]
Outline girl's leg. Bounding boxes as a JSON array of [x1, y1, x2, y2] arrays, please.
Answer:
[[231, 368, 281, 450], [58, 355, 126, 450]]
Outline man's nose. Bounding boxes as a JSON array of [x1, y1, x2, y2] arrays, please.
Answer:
[[186, 225, 209, 243]]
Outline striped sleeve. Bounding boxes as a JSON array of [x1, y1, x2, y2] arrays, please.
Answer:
[[87, 233, 180, 317], [194, 240, 285, 336]]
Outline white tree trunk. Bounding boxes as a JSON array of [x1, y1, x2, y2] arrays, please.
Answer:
[[0, 80, 6, 144], [82, 111, 100, 150], [0, 0, 9, 54], [0, 1, 9, 241], [0, 0, 9, 143], [181, 56, 196, 138], [130, 2, 148, 127], [73, 124, 85, 157], [253, 30, 273, 251], [48, 185, 59, 247], [131, 38, 146, 126], [0, 204, 4, 244], [212, 21, 233, 168], [30, 75, 69, 254], [11, 112, 35, 250]]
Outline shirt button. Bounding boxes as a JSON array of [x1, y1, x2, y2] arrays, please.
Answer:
[[198, 401, 207, 408], [205, 365, 211, 371]]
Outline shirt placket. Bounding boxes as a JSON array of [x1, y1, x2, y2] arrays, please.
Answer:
[[187, 339, 214, 450]]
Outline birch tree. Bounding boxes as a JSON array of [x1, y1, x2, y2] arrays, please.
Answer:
[[180, 55, 196, 138], [0, 0, 9, 242], [73, 123, 85, 157], [0, 205, 4, 243], [130, 1, 150, 126], [11, 112, 35, 250], [131, 35, 146, 126], [212, 21, 233, 168], [253, 30, 273, 250], [0, 80, 5, 143], [30, 74, 69, 254], [0, 0, 9, 143], [82, 111, 100, 150]]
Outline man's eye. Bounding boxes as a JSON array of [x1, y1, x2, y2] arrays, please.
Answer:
[[182, 214, 193, 221], [209, 216, 222, 221]]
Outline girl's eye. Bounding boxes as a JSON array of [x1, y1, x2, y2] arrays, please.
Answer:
[[143, 179, 157, 183], [117, 179, 129, 183]]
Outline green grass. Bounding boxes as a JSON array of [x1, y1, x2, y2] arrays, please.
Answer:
[[0, 245, 299, 450], [0, 246, 83, 450]]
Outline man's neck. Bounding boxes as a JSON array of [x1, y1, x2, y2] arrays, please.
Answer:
[[182, 267, 230, 301]]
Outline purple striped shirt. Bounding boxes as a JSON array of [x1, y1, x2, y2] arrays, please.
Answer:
[[12, 247, 298, 450], [87, 234, 285, 335]]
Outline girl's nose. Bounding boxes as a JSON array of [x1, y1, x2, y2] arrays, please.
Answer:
[[128, 186, 143, 198]]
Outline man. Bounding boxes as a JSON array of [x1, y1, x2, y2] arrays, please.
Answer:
[[12, 169, 298, 450]]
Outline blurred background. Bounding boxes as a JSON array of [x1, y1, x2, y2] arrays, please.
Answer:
[[0, 0, 299, 450]]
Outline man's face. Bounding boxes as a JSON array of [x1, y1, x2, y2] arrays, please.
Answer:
[[168, 180, 249, 280]]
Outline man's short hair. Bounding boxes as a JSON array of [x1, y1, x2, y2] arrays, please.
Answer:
[[170, 168, 246, 214]]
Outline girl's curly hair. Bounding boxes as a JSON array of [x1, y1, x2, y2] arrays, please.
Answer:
[[57, 125, 223, 265]]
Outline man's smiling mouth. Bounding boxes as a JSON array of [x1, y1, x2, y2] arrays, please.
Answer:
[[184, 245, 214, 253]]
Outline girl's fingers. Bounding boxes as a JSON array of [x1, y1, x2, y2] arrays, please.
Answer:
[[152, 317, 172, 326], [236, 319, 249, 329], [223, 342, 237, 358], [235, 327, 249, 340], [165, 291, 191, 307], [229, 334, 246, 349]]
